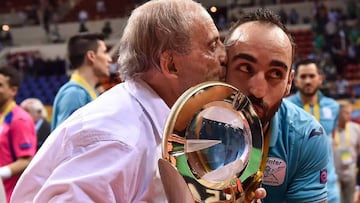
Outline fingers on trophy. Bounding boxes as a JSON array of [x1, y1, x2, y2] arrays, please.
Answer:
[[159, 81, 265, 203]]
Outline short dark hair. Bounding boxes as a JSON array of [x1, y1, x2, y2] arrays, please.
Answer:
[[0, 66, 21, 87], [294, 58, 322, 76], [225, 8, 296, 61], [67, 33, 105, 69]]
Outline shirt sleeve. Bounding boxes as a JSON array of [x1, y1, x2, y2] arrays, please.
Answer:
[[17, 133, 150, 203], [286, 125, 329, 202], [11, 117, 37, 158], [53, 87, 91, 128], [35, 142, 133, 202]]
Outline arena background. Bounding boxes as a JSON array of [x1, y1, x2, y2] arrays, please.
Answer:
[[0, 0, 359, 123]]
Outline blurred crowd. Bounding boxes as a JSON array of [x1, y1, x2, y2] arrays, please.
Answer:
[[0, 1, 359, 203]]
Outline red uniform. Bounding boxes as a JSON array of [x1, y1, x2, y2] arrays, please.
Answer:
[[0, 105, 36, 202]]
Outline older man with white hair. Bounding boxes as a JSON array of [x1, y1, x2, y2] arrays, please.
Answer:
[[20, 98, 50, 150]]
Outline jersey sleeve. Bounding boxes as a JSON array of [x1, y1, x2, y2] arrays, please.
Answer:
[[286, 124, 329, 202], [11, 116, 37, 158], [53, 86, 91, 128]]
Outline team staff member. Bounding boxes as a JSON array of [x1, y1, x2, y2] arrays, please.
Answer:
[[51, 33, 112, 130]]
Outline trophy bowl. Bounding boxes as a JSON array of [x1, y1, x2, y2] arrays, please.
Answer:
[[159, 81, 264, 202]]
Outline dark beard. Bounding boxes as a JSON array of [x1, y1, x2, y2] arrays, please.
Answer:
[[247, 96, 282, 128], [248, 95, 273, 125], [263, 99, 282, 126], [0, 99, 8, 112]]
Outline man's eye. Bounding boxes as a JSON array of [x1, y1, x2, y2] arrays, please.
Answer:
[[236, 64, 252, 73], [269, 70, 284, 79], [210, 41, 218, 51]]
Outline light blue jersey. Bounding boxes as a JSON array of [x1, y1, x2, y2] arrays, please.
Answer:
[[51, 81, 96, 130], [263, 99, 329, 202], [287, 91, 340, 203]]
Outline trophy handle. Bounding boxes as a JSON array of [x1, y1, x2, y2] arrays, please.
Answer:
[[158, 158, 194, 203]]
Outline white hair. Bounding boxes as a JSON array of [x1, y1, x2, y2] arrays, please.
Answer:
[[20, 98, 47, 118]]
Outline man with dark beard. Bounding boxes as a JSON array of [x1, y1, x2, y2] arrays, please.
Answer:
[[287, 58, 340, 203], [225, 9, 329, 202]]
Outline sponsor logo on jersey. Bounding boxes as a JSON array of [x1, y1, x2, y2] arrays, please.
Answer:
[[309, 127, 324, 138], [320, 169, 327, 184], [263, 157, 286, 186]]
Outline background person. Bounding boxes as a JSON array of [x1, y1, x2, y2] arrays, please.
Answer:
[[20, 98, 51, 150], [333, 101, 360, 203], [0, 66, 37, 202], [51, 32, 111, 130], [287, 58, 341, 203]]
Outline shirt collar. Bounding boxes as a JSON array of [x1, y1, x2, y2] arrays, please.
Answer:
[[35, 118, 44, 131], [125, 78, 170, 140]]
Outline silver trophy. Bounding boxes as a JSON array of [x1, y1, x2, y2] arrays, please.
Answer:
[[159, 81, 264, 203]]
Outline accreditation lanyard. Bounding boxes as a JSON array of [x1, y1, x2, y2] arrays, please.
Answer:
[[70, 72, 97, 100], [0, 101, 16, 125], [260, 127, 271, 171], [334, 123, 351, 148], [303, 102, 320, 121]]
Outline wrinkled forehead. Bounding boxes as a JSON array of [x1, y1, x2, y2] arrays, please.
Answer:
[[197, 17, 217, 33], [191, 9, 216, 28], [189, 12, 219, 42]]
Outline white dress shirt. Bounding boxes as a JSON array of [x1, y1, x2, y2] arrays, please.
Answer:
[[11, 78, 169, 203]]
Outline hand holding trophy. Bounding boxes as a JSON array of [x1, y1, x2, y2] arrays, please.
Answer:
[[159, 81, 266, 202]]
